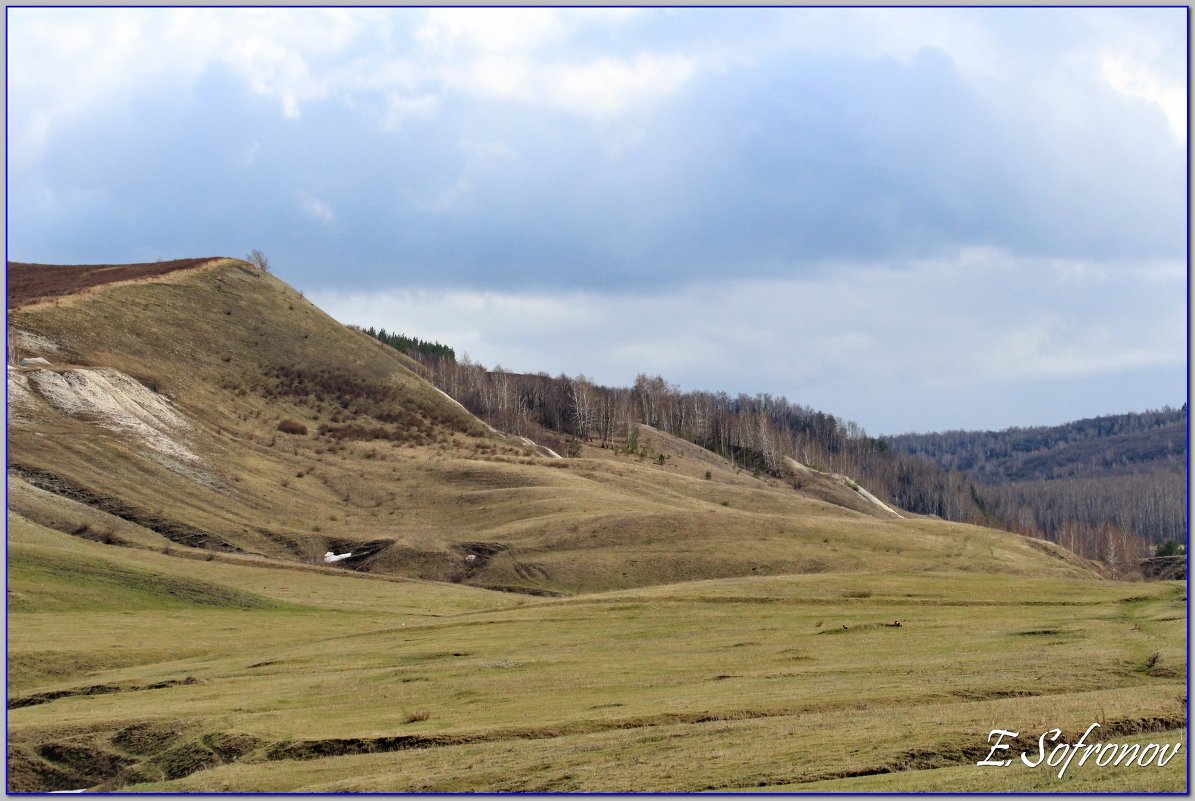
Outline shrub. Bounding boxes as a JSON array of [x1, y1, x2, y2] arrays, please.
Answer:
[[277, 419, 308, 436], [1156, 539, 1184, 557], [704, 470, 712, 480], [403, 710, 430, 724]]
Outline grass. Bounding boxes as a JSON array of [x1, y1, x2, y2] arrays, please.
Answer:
[[7, 514, 1186, 792]]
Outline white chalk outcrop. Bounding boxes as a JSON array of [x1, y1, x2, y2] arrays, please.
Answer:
[[11, 366, 200, 464]]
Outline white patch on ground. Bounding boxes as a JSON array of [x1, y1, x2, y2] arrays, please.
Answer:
[[11, 329, 62, 357], [783, 456, 903, 519], [432, 381, 562, 458], [430, 385, 487, 423], [6, 371, 42, 424], [785, 458, 815, 476], [24, 368, 201, 463], [517, 435, 563, 459], [850, 482, 904, 519]]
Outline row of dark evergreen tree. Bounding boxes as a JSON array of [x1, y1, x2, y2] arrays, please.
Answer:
[[359, 326, 456, 363]]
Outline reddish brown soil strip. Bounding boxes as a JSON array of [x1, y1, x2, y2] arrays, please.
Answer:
[[7, 258, 222, 308]]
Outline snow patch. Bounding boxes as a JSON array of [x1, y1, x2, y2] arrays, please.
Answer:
[[783, 456, 903, 519], [518, 435, 563, 459]]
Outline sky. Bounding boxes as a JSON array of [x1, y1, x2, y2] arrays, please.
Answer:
[[6, 7, 1188, 435]]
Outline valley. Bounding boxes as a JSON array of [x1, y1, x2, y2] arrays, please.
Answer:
[[5, 258, 1186, 792]]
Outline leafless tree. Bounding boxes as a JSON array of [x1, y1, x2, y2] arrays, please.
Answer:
[[246, 249, 271, 272]]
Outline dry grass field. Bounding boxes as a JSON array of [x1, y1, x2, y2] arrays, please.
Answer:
[[6, 258, 1187, 791]]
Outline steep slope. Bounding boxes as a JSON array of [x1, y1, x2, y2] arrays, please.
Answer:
[[8, 258, 1099, 594]]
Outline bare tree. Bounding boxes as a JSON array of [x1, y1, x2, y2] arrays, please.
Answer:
[[570, 375, 597, 442], [246, 249, 271, 272]]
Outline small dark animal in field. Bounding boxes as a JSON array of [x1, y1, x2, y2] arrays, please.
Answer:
[[889, 620, 902, 628]]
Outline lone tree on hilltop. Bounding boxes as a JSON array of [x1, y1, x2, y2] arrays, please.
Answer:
[[246, 249, 271, 272]]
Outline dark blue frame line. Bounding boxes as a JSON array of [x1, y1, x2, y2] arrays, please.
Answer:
[[2, 3, 1195, 798]]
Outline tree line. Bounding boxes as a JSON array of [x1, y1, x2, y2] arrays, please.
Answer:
[[887, 408, 1187, 574], [358, 326, 456, 363], [418, 355, 988, 524]]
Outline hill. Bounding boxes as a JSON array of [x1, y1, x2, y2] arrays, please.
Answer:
[[6, 257, 1098, 594], [5, 257, 1184, 792], [886, 409, 1186, 483], [886, 411, 1187, 553]]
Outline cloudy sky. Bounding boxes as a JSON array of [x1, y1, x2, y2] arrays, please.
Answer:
[[7, 7, 1187, 435]]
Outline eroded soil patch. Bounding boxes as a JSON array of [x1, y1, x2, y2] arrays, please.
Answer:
[[10, 465, 241, 552], [9, 677, 202, 710]]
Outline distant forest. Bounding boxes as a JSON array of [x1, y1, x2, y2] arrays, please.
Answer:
[[887, 410, 1187, 554], [365, 330, 1186, 576]]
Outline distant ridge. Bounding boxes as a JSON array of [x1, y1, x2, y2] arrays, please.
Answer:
[[886, 408, 1187, 546]]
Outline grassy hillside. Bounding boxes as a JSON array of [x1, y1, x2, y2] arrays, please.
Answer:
[[6, 258, 1185, 792]]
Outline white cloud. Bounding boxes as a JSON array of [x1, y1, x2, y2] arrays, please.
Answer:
[[445, 51, 698, 119], [379, 93, 441, 132], [299, 192, 334, 222], [547, 54, 698, 119], [1100, 53, 1186, 141], [223, 35, 321, 119], [416, 8, 563, 55]]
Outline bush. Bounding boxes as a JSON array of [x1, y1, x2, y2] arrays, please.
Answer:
[[277, 419, 308, 436], [704, 470, 712, 480], [1156, 539, 1184, 557]]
